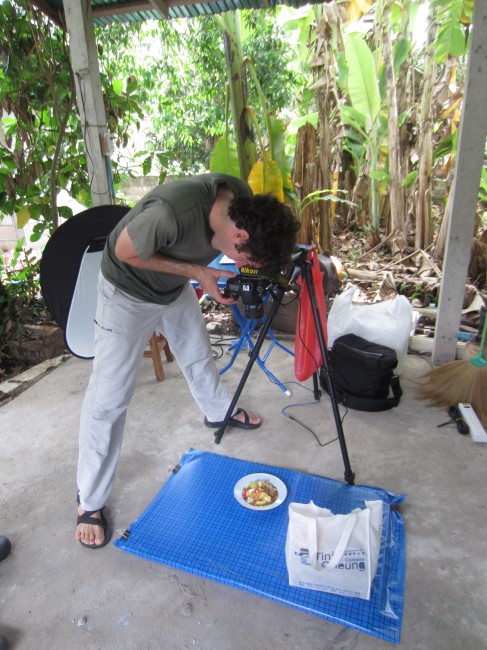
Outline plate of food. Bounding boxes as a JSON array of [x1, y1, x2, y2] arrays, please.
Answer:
[[234, 473, 287, 511]]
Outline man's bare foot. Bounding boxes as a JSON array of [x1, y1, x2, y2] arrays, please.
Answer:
[[232, 409, 261, 427], [76, 506, 112, 549]]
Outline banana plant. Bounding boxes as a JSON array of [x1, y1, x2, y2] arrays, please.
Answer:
[[209, 84, 242, 178], [212, 12, 256, 181], [342, 33, 382, 231], [211, 10, 292, 202]]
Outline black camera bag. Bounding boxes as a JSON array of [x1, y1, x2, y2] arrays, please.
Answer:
[[320, 333, 402, 412]]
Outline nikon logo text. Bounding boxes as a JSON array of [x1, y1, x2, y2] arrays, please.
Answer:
[[240, 266, 259, 275]]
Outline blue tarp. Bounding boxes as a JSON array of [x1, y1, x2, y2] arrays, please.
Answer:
[[115, 449, 406, 644]]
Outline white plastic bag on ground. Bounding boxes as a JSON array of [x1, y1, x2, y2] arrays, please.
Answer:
[[327, 286, 413, 374]]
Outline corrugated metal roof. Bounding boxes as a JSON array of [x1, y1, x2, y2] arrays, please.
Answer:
[[92, 0, 323, 24], [36, 0, 323, 27]]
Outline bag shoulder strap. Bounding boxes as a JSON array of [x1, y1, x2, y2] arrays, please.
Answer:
[[331, 374, 402, 412], [309, 513, 357, 570]]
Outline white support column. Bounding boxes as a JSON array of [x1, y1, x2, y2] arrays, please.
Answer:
[[63, 0, 112, 206], [432, 0, 487, 365]]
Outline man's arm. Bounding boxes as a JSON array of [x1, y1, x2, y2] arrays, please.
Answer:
[[114, 226, 237, 304]]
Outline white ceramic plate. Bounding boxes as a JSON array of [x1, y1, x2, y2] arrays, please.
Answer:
[[234, 473, 287, 511]]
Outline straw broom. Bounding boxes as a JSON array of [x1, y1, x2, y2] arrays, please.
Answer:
[[416, 313, 487, 427]]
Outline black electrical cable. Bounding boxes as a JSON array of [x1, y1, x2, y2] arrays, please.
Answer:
[[280, 381, 348, 448], [209, 333, 236, 360]]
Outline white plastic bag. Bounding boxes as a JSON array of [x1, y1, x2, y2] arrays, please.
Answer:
[[285, 500, 383, 600], [327, 287, 413, 374]]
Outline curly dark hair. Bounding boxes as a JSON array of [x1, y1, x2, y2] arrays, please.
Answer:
[[228, 194, 300, 277]]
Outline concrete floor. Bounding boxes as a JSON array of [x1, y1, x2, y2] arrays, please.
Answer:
[[1, 337, 486, 650]]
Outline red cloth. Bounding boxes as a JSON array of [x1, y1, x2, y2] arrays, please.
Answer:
[[294, 250, 328, 382]]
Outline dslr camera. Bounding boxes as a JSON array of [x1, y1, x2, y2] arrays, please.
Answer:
[[222, 267, 270, 320]]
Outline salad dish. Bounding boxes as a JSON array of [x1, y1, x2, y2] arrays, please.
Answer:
[[233, 473, 287, 511]]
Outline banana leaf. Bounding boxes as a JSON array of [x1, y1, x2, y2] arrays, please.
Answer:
[[268, 116, 293, 194], [247, 154, 284, 202], [209, 135, 241, 178], [344, 36, 380, 132]]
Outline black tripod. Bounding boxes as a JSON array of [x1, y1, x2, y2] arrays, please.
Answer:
[[214, 246, 355, 486]]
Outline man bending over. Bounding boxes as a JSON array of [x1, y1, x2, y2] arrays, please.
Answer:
[[76, 172, 299, 548]]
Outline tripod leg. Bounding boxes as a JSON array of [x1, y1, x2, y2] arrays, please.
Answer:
[[301, 260, 355, 485], [214, 286, 286, 444], [312, 371, 321, 401]]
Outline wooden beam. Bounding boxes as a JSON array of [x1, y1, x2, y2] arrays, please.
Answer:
[[432, 0, 487, 365], [91, 1, 151, 19], [91, 0, 169, 19], [64, 0, 112, 206], [148, 0, 170, 18]]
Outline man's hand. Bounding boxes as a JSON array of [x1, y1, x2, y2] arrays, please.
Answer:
[[191, 266, 237, 305]]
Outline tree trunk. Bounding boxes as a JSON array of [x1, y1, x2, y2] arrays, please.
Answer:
[[293, 123, 325, 248], [382, 6, 404, 235], [311, 6, 344, 248], [316, 86, 333, 251], [415, 8, 437, 250], [346, 161, 370, 225], [433, 190, 450, 261], [397, 5, 413, 238]]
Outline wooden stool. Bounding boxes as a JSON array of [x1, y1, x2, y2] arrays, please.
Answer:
[[144, 332, 174, 381]]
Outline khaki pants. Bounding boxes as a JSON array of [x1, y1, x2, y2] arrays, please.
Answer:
[[77, 275, 233, 512]]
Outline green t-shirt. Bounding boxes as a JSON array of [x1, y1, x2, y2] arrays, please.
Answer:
[[101, 173, 252, 304]]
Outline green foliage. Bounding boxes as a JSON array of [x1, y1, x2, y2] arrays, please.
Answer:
[[433, 131, 458, 163], [139, 18, 228, 175], [95, 11, 305, 179], [1, 3, 307, 241], [433, 0, 471, 62], [243, 10, 307, 115], [210, 10, 303, 198], [402, 170, 418, 189], [479, 166, 487, 225], [0, 240, 43, 363], [0, 1, 84, 230], [340, 105, 368, 166], [341, 34, 384, 230], [479, 166, 487, 203], [209, 135, 240, 177], [298, 189, 356, 216], [1, 3, 307, 338], [343, 36, 381, 132]]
